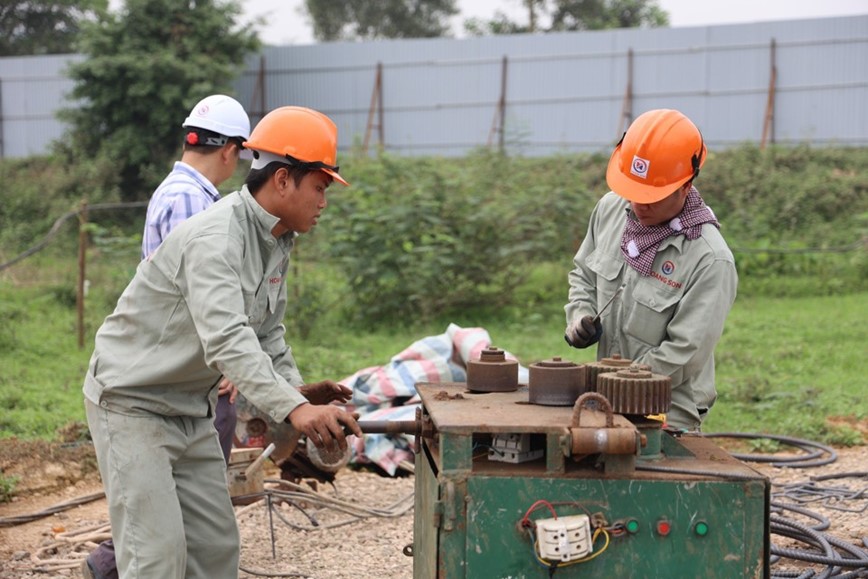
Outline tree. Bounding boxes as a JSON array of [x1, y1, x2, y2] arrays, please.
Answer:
[[58, 0, 259, 201], [304, 0, 459, 42], [0, 0, 107, 56], [549, 0, 668, 31], [465, 0, 668, 36]]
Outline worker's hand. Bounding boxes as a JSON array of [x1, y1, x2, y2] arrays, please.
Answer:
[[298, 380, 353, 405], [217, 377, 238, 404], [287, 403, 362, 451], [564, 315, 602, 349]]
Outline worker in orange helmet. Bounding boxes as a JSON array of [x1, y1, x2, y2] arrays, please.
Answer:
[[564, 109, 737, 431], [83, 106, 360, 579], [83, 93, 251, 579]]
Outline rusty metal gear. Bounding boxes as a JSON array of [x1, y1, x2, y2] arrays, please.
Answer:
[[596, 365, 671, 415], [586, 354, 650, 392]]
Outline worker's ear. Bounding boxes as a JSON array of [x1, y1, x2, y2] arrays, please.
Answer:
[[272, 166, 291, 192], [221, 142, 239, 164]]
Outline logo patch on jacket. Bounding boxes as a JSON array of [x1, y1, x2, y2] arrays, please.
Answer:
[[661, 260, 675, 275], [651, 268, 683, 289]]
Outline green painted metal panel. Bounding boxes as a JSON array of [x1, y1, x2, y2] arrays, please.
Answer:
[[412, 384, 769, 578], [458, 475, 767, 578], [413, 446, 439, 578]]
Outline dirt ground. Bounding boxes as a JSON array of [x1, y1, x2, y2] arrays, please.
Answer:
[[0, 436, 866, 578]]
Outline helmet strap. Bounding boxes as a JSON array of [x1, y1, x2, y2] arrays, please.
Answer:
[[186, 129, 237, 148], [283, 152, 339, 174], [691, 132, 705, 180]]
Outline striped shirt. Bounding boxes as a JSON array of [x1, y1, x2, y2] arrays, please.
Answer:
[[141, 162, 221, 258]]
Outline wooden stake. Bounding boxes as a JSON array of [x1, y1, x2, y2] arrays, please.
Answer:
[[761, 39, 777, 149], [76, 200, 88, 349]]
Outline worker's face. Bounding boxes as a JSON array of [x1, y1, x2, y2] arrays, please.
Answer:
[[630, 184, 690, 226], [279, 169, 330, 234]]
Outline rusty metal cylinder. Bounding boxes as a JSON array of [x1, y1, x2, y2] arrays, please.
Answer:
[[305, 437, 351, 473], [466, 346, 519, 392], [568, 428, 639, 456], [528, 357, 588, 406]]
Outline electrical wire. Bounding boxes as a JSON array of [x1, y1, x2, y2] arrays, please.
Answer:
[[702, 432, 838, 468], [0, 491, 106, 527], [706, 434, 868, 578]]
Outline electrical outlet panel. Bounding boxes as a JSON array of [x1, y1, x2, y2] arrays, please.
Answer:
[[535, 514, 593, 562], [489, 433, 544, 463]]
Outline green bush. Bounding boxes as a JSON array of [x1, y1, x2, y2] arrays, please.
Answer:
[[0, 153, 121, 253], [321, 151, 600, 324], [2, 145, 867, 325]]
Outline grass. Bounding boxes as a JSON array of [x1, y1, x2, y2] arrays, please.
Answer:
[[707, 292, 868, 443], [1, 254, 866, 446]]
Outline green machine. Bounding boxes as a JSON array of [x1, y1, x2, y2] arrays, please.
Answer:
[[411, 380, 770, 578]]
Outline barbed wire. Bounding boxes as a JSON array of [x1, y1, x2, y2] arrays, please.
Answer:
[[0, 202, 147, 273], [3, 203, 864, 274], [730, 238, 866, 254]]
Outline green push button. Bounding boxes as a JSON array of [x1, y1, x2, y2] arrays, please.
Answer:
[[695, 521, 709, 536], [626, 519, 640, 534]]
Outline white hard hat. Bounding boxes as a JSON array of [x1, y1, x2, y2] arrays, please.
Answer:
[[182, 94, 250, 140]]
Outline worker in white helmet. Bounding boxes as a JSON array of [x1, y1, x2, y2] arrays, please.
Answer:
[[82, 106, 360, 579], [82, 94, 250, 579], [142, 93, 252, 257]]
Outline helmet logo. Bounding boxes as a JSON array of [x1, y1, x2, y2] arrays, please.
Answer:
[[196, 104, 210, 117], [630, 155, 650, 179]]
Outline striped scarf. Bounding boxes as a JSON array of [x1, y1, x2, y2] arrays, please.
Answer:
[[620, 188, 720, 276]]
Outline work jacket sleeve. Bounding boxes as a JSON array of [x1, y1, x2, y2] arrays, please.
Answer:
[[177, 233, 308, 423], [565, 202, 603, 325]]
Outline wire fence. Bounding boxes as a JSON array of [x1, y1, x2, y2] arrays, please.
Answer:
[[0, 201, 147, 273]]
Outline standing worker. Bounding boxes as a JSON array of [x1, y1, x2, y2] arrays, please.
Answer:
[[564, 109, 737, 431], [82, 105, 361, 579], [82, 93, 251, 579]]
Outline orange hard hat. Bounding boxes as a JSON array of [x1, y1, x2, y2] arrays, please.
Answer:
[[606, 109, 706, 204], [244, 106, 348, 186]]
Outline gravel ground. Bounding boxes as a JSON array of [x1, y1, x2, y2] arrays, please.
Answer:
[[1, 441, 866, 578]]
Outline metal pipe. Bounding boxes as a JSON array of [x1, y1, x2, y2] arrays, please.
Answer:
[[358, 420, 419, 435], [244, 442, 276, 479]]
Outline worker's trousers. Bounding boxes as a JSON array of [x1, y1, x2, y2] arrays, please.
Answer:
[[85, 400, 239, 579]]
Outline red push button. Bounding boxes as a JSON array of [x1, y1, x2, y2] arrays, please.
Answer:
[[656, 520, 671, 536]]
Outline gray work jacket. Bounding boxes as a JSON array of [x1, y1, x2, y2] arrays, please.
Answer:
[[565, 192, 738, 430], [83, 186, 307, 423]]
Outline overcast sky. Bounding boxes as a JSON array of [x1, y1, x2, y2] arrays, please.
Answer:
[[240, 0, 868, 45]]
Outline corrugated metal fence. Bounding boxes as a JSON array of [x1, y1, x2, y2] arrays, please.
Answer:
[[1, 15, 866, 159]]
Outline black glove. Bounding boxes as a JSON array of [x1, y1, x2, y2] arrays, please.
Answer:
[[564, 315, 602, 349]]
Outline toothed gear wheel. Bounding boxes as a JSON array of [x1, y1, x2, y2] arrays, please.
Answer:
[[586, 354, 648, 391], [596, 366, 671, 415]]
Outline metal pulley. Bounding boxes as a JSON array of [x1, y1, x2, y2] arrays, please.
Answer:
[[466, 346, 519, 392], [528, 357, 588, 406]]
